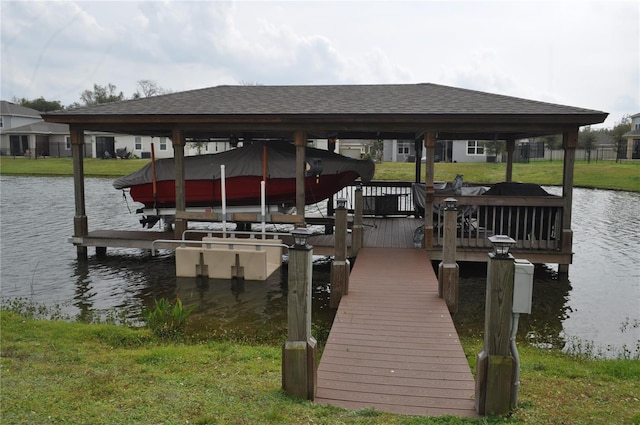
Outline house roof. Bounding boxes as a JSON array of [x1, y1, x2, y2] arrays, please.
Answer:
[[1, 101, 42, 118], [1, 121, 70, 135], [623, 128, 640, 138], [43, 83, 608, 141]]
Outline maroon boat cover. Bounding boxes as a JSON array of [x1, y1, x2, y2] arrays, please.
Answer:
[[113, 141, 374, 189]]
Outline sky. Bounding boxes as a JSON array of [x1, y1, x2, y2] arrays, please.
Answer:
[[1, 0, 638, 129]]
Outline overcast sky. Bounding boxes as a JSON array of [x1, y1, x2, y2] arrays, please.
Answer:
[[1, 0, 638, 128]]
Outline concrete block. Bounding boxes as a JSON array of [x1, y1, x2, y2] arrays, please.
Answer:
[[175, 246, 204, 277]]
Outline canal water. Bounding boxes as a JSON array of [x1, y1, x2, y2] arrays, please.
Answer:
[[1, 176, 638, 357]]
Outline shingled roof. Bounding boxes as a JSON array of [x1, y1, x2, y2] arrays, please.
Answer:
[[43, 83, 607, 140]]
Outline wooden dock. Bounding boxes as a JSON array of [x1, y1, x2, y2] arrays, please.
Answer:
[[315, 247, 478, 418], [73, 217, 423, 255]]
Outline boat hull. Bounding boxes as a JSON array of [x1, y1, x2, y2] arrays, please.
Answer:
[[129, 172, 361, 209]]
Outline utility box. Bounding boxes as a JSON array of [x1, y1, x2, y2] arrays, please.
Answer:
[[513, 259, 534, 314]]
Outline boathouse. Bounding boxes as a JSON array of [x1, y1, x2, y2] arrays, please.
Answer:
[[43, 83, 607, 273]]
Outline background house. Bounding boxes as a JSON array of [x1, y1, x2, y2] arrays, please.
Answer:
[[1, 100, 184, 159], [622, 112, 640, 159]]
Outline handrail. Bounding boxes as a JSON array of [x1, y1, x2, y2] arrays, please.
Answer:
[[151, 238, 290, 256], [182, 229, 286, 240]]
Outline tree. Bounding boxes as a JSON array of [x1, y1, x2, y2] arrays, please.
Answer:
[[539, 134, 561, 161], [482, 140, 505, 160], [132, 80, 170, 99], [370, 138, 384, 162], [13, 96, 64, 112], [579, 127, 598, 163], [607, 115, 632, 162], [78, 83, 124, 106]]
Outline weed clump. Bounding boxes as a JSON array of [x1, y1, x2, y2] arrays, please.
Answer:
[[142, 297, 196, 339]]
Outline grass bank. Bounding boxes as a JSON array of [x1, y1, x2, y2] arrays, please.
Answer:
[[1, 311, 639, 425], [1, 157, 639, 192], [375, 160, 640, 192]]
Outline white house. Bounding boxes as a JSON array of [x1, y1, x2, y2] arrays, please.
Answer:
[[1, 100, 209, 159], [381, 139, 489, 163], [622, 112, 640, 160]]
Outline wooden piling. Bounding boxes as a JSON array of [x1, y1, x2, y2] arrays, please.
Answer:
[[438, 198, 459, 313], [330, 202, 349, 309], [282, 240, 316, 400], [70, 125, 88, 259], [475, 253, 515, 415]]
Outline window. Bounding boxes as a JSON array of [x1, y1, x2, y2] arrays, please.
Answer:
[[467, 140, 484, 155], [65, 136, 71, 150], [398, 141, 410, 155], [0, 116, 3, 128], [159, 137, 167, 150], [135, 136, 142, 150]]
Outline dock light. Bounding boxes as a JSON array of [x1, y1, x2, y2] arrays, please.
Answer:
[[291, 227, 313, 248], [444, 197, 457, 210], [336, 198, 347, 209], [488, 235, 516, 258]]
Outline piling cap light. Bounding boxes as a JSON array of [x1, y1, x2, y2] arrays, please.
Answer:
[[444, 197, 457, 210], [291, 227, 313, 248], [488, 235, 516, 257], [336, 198, 347, 209]]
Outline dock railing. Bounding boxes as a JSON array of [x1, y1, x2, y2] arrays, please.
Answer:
[[432, 194, 563, 251], [335, 182, 563, 252]]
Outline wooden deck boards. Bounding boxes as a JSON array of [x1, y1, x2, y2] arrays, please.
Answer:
[[315, 247, 478, 418]]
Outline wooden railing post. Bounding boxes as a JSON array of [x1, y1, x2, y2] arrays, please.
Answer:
[[352, 185, 364, 256], [282, 230, 316, 400], [438, 198, 459, 313], [475, 239, 516, 415], [330, 199, 350, 309]]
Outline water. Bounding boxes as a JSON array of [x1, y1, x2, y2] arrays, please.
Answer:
[[1, 176, 638, 356]]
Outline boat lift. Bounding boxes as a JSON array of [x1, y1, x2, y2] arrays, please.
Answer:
[[164, 165, 289, 281]]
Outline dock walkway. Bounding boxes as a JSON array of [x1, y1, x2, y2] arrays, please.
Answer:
[[315, 247, 478, 418]]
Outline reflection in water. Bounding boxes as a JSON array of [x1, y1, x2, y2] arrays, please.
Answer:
[[453, 263, 572, 349]]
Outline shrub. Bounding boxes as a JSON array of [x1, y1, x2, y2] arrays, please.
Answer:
[[142, 297, 196, 339]]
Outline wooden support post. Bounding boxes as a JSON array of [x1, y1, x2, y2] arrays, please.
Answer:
[[506, 139, 515, 182], [282, 237, 316, 400], [424, 131, 436, 249], [414, 139, 422, 183], [558, 128, 578, 276], [351, 185, 364, 256], [294, 131, 307, 226], [172, 129, 187, 238], [438, 198, 459, 313], [330, 200, 349, 308], [70, 126, 88, 259], [475, 251, 515, 415], [325, 138, 338, 235]]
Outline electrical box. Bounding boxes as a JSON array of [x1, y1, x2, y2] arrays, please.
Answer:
[[513, 259, 534, 314]]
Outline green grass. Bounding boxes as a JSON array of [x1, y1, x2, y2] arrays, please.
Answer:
[[375, 160, 640, 192], [2, 156, 639, 192], [0, 157, 150, 177], [2, 311, 639, 425]]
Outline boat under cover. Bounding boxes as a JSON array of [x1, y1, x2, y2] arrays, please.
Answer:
[[113, 141, 375, 209]]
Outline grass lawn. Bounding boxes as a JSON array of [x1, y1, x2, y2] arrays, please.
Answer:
[[1, 311, 639, 425], [2, 157, 638, 192]]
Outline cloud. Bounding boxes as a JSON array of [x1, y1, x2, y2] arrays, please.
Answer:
[[1, 0, 636, 128]]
